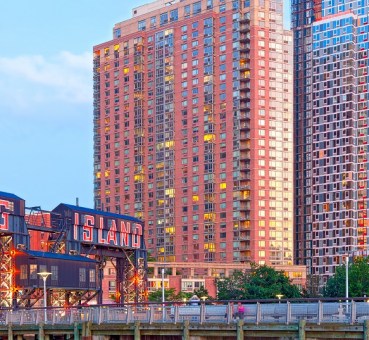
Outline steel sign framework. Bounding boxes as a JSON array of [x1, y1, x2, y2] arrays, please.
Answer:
[[0, 190, 147, 307]]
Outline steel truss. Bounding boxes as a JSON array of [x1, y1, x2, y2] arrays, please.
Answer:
[[0, 235, 14, 307], [16, 288, 99, 308], [84, 246, 147, 304], [117, 250, 146, 304]]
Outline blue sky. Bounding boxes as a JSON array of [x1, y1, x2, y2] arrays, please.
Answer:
[[0, 0, 149, 210], [0, 0, 291, 211]]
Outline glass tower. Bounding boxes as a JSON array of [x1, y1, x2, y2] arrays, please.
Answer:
[[293, 0, 369, 285]]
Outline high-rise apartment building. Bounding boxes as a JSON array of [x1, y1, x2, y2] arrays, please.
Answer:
[[293, 1, 369, 284], [93, 0, 293, 266]]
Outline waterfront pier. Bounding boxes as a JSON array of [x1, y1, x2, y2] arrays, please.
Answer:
[[1, 300, 369, 339]]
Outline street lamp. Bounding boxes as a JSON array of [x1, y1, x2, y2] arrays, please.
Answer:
[[276, 294, 283, 303], [37, 271, 52, 323]]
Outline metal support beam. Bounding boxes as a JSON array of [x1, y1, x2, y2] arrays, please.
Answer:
[[8, 323, 13, 340], [183, 320, 190, 340], [74, 322, 80, 340], [38, 323, 45, 340], [237, 319, 244, 340], [134, 321, 140, 340], [299, 319, 306, 340], [364, 319, 369, 340], [0, 236, 14, 307]]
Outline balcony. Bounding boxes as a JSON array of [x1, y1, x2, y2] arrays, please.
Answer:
[[240, 94, 251, 101], [239, 43, 251, 52], [239, 33, 251, 43], [240, 203, 251, 211], [240, 141, 251, 150]]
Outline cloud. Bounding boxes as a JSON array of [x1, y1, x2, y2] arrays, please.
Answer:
[[0, 51, 92, 113]]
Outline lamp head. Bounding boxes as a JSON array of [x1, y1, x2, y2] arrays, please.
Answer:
[[37, 272, 52, 280]]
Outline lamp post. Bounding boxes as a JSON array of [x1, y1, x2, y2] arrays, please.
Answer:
[[161, 268, 165, 303], [37, 271, 52, 323], [160, 268, 166, 321], [345, 255, 349, 301]]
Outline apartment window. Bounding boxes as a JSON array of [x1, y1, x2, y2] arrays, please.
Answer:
[[170, 9, 178, 22], [108, 281, 116, 292], [193, 2, 201, 14], [184, 5, 190, 16], [114, 28, 121, 38], [160, 12, 168, 25], [138, 19, 146, 31], [17, 264, 27, 280], [90, 269, 96, 283], [30, 264, 37, 279], [51, 265, 58, 281], [79, 268, 86, 282]]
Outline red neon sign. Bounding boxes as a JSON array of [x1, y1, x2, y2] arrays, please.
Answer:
[[0, 200, 11, 231]]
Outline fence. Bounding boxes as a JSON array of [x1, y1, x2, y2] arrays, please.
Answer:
[[2, 300, 369, 326]]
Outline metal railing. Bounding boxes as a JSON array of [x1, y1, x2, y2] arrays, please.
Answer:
[[2, 300, 369, 326]]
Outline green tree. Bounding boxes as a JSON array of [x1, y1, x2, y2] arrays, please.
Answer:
[[216, 264, 301, 300], [148, 288, 177, 302], [216, 270, 249, 300], [193, 286, 213, 300], [323, 256, 369, 298], [148, 288, 193, 302]]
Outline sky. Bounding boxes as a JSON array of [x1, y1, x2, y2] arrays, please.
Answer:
[[0, 0, 291, 211]]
